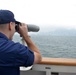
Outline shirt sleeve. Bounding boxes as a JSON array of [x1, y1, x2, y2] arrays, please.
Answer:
[[0, 38, 34, 67]]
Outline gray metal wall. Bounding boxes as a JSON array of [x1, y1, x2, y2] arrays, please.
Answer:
[[20, 70, 46, 75]]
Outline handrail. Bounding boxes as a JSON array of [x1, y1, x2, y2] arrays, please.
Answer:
[[39, 57, 76, 66]]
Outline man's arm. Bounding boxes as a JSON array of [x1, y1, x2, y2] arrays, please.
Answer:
[[18, 23, 42, 64]]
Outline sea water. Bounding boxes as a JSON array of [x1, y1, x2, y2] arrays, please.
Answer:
[[13, 34, 76, 58]]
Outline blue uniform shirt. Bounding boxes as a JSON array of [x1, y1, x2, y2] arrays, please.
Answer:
[[0, 32, 34, 75]]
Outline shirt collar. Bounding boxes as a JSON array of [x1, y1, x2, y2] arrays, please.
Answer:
[[0, 32, 9, 40]]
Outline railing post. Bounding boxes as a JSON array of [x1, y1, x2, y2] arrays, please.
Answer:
[[20, 37, 32, 71]]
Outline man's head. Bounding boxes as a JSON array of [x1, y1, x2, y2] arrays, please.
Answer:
[[0, 10, 20, 25], [0, 10, 20, 40]]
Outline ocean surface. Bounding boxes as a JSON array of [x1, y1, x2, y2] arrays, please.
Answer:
[[13, 34, 76, 58]]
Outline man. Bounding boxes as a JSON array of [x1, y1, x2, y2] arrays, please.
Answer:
[[0, 10, 42, 75]]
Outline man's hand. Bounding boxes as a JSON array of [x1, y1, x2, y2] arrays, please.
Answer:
[[18, 23, 28, 37]]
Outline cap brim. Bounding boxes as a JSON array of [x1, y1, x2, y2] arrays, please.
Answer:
[[15, 21, 21, 24]]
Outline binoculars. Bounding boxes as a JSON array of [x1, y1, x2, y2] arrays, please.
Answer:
[[15, 24, 40, 32]]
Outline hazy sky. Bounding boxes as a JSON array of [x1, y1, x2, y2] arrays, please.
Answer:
[[0, 0, 76, 29]]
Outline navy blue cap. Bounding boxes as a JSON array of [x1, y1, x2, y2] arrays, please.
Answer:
[[0, 10, 20, 24]]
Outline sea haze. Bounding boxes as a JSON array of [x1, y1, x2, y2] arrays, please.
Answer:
[[38, 26, 76, 36]]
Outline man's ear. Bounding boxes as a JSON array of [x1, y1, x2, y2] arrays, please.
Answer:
[[8, 22, 12, 30]]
